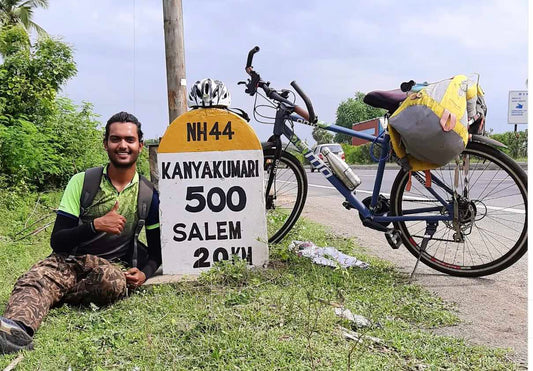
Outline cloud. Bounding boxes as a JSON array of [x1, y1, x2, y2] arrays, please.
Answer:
[[31, 0, 528, 143], [400, 0, 527, 52]]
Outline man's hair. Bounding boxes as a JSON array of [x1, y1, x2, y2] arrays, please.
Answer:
[[104, 111, 144, 142]]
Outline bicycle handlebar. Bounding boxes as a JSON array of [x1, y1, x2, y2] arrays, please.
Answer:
[[246, 46, 260, 70], [243, 46, 316, 123], [290, 81, 315, 123]]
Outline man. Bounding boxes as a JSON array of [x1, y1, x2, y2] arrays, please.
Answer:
[[0, 112, 161, 354]]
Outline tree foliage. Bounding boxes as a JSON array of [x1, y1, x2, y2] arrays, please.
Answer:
[[334, 92, 385, 144], [0, 26, 106, 190], [0, 0, 48, 36], [341, 142, 385, 165], [490, 130, 528, 159], [312, 124, 334, 145], [0, 26, 76, 122]]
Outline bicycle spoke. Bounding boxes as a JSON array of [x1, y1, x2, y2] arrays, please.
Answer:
[[391, 142, 527, 276], [264, 150, 307, 244], [483, 215, 524, 234]]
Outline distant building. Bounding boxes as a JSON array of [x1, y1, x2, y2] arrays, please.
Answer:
[[351, 117, 385, 146]]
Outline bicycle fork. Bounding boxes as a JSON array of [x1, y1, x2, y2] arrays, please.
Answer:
[[264, 136, 283, 210]]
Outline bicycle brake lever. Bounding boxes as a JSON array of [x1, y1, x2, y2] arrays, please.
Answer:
[[238, 81, 247, 85], [245, 71, 262, 96], [280, 89, 290, 98]]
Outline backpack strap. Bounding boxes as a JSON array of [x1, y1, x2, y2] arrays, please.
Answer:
[[67, 166, 104, 260], [80, 167, 104, 217], [70, 167, 155, 268], [131, 174, 154, 268], [227, 107, 250, 122]]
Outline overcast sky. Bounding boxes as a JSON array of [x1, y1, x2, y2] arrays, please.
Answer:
[[34, 0, 528, 144]]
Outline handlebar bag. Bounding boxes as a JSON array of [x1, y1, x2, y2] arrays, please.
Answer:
[[389, 75, 485, 171]]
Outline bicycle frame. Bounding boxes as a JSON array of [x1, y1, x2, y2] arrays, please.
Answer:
[[271, 112, 454, 224], [244, 45, 527, 276]]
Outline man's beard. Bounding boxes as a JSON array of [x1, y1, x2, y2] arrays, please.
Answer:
[[108, 152, 139, 168]]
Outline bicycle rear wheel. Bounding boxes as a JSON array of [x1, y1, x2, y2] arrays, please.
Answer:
[[263, 149, 307, 244], [390, 141, 527, 277]]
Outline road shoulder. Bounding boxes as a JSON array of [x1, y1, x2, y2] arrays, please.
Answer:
[[301, 195, 528, 366]]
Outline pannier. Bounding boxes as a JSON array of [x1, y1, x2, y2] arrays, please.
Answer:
[[388, 75, 486, 171]]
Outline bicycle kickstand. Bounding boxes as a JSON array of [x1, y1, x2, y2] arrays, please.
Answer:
[[409, 221, 438, 282]]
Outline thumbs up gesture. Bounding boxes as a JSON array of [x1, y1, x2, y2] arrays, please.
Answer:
[[93, 201, 127, 235]]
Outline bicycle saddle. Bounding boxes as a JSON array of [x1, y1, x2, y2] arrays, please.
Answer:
[[363, 89, 407, 114]]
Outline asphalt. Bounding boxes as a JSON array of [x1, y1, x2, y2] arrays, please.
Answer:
[[306, 161, 527, 171]]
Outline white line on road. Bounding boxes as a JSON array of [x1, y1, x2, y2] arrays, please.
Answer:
[[306, 183, 525, 214]]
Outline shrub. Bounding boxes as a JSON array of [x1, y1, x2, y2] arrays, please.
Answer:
[[342, 143, 377, 164], [0, 27, 106, 190], [490, 130, 527, 159]]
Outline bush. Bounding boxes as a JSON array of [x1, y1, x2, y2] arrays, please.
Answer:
[[137, 145, 151, 179], [0, 26, 106, 190], [288, 150, 305, 165], [490, 130, 527, 159], [342, 143, 379, 164], [0, 99, 107, 190], [198, 257, 253, 287]]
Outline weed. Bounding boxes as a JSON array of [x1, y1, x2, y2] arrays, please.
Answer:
[[198, 256, 253, 287]]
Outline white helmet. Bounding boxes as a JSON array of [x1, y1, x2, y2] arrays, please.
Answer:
[[188, 78, 231, 108]]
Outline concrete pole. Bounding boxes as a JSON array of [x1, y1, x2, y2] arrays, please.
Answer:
[[150, 0, 186, 186], [162, 0, 187, 124]]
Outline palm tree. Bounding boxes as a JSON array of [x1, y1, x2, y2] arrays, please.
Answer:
[[0, 0, 48, 36]]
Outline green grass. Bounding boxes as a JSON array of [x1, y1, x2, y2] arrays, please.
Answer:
[[0, 190, 518, 370]]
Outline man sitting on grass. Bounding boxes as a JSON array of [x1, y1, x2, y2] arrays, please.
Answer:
[[0, 112, 161, 354]]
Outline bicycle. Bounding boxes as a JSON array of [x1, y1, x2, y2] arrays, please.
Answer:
[[240, 46, 528, 277]]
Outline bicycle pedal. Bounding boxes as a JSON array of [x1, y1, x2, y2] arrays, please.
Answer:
[[385, 229, 402, 249]]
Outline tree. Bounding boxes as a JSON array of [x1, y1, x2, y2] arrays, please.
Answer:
[[0, 0, 48, 36], [334, 92, 385, 144], [38, 98, 108, 185], [0, 26, 76, 123], [312, 124, 334, 145], [0, 26, 104, 190]]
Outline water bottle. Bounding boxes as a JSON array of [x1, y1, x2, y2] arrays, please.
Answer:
[[322, 147, 361, 190]]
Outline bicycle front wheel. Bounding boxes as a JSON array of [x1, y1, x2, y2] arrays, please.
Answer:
[[263, 149, 307, 244], [390, 141, 527, 277]]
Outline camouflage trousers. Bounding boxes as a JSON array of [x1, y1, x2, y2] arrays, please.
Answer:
[[4, 253, 127, 332]]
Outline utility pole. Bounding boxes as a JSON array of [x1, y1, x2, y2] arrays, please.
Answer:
[[162, 0, 187, 124], [150, 0, 186, 186]]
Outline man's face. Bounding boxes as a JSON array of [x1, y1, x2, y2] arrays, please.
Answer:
[[104, 122, 143, 168]]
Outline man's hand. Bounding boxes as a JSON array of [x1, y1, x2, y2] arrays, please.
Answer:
[[124, 267, 146, 288], [93, 201, 126, 235]]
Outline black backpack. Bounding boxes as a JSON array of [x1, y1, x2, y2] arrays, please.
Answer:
[[73, 166, 154, 268]]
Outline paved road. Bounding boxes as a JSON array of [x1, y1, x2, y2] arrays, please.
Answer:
[[300, 169, 528, 365]]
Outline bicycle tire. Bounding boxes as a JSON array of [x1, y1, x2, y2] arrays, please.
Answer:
[[390, 141, 527, 277], [263, 149, 308, 243]]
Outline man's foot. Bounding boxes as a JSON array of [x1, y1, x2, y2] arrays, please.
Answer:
[[0, 317, 33, 354]]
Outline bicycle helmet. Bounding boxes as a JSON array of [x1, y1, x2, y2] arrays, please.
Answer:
[[188, 78, 231, 108]]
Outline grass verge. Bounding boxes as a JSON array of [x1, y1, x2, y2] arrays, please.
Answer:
[[0, 190, 518, 370]]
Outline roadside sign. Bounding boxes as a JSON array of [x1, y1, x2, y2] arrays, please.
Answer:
[[508, 91, 528, 124], [157, 108, 268, 275]]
